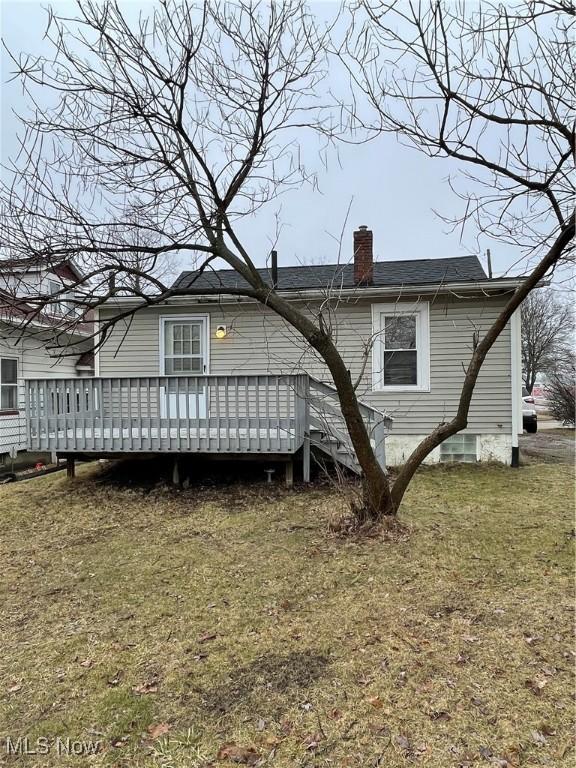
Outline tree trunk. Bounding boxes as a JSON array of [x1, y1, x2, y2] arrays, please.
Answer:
[[391, 217, 574, 511], [257, 287, 395, 519], [325, 346, 395, 518]]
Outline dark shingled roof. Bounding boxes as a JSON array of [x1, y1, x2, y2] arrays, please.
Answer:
[[173, 256, 487, 292]]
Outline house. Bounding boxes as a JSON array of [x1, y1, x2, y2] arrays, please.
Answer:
[[25, 227, 523, 479], [0, 259, 93, 467]]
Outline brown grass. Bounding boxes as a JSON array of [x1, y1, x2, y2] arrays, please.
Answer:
[[0, 458, 574, 767]]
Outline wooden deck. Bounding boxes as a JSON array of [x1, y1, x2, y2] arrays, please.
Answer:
[[25, 374, 391, 476]]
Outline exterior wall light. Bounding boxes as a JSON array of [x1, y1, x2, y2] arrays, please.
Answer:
[[215, 324, 227, 339]]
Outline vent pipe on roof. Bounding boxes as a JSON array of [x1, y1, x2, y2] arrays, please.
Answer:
[[271, 249, 278, 288], [486, 248, 493, 279], [353, 225, 373, 285]]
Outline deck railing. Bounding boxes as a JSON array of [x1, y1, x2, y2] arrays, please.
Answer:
[[25, 374, 391, 470], [26, 374, 308, 454]]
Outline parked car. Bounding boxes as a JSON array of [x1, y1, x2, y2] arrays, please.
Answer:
[[531, 380, 550, 408], [522, 387, 538, 433]]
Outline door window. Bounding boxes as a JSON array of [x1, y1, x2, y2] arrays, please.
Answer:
[[163, 320, 205, 375]]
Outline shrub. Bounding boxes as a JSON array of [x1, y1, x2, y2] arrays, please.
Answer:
[[547, 366, 576, 426]]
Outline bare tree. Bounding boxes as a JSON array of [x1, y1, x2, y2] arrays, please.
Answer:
[[521, 288, 574, 392], [0, 0, 396, 521], [108, 210, 180, 293], [546, 352, 576, 425], [344, 0, 575, 505], [0, 0, 574, 521]]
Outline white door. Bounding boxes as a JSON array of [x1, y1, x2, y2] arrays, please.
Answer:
[[161, 317, 208, 419]]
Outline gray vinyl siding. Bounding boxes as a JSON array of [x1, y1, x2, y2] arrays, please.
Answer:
[[98, 294, 512, 436]]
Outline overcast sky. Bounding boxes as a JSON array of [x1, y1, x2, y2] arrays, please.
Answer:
[[0, 1, 531, 280]]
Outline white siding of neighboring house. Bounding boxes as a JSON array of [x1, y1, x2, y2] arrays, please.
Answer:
[[0, 326, 79, 458], [0, 269, 64, 296], [97, 292, 514, 464], [0, 271, 41, 293]]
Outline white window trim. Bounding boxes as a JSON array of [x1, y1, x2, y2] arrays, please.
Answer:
[[159, 315, 210, 375], [371, 301, 430, 392], [0, 355, 19, 412]]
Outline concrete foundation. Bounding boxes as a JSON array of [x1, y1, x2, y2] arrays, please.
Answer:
[[385, 433, 513, 467]]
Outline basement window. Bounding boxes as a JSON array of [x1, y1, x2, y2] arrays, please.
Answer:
[[440, 434, 478, 463]]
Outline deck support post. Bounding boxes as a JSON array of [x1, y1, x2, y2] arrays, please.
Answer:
[[302, 435, 310, 483], [298, 374, 311, 484], [285, 459, 294, 488], [172, 457, 181, 487], [66, 457, 75, 479]]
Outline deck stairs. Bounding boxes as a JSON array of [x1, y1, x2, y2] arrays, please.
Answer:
[[306, 378, 391, 475]]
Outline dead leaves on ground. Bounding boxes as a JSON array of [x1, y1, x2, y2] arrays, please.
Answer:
[[109, 668, 161, 696], [147, 722, 171, 740], [111, 735, 130, 749], [82, 647, 567, 767], [133, 672, 160, 695], [133, 678, 159, 695], [107, 670, 124, 687], [429, 709, 451, 721], [217, 742, 260, 765], [302, 731, 324, 751], [524, 676, 548, 696], [394, 733, 428, 759], [366, 694, 385, 709]]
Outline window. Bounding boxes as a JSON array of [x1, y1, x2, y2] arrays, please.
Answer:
[[440, 434, 478, 463], [64, 295, 79, 317], [372, 302, 430, 391], [0, 358, 18, 411], [161, 317, 207, 375], [48, 279, 63, 316], [46, 278, 79, 317]]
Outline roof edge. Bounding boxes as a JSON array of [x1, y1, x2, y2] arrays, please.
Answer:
[[100, 276, 526, 310]]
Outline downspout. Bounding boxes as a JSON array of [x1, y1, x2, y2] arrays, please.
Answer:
[[510, 308, 521, 467]]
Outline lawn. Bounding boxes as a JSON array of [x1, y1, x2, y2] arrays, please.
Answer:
[[0, 458, 574, 767]]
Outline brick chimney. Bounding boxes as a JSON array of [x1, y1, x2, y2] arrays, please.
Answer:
[[353, 225, 373, 285]]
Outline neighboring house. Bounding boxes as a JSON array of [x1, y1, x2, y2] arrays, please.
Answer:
[[0, 260, 93, 465], [25, 227, 523, 478]]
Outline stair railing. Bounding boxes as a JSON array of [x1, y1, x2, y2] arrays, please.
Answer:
[[307, 376, 392, 470]]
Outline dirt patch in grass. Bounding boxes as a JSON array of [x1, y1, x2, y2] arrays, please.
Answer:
[[0, 459, 574, 767], [201, 650, 331, 717]]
